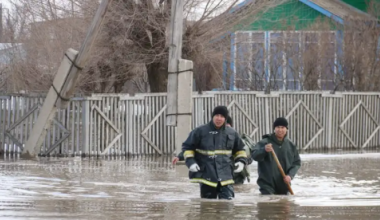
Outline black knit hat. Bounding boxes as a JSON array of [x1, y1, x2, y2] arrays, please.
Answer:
[[273, 117, 288, 130], [226, 116, 233, 127], [212, 106, 228, 119]]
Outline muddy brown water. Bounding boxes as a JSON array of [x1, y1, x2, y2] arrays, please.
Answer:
[[1, 152, 380, 220]]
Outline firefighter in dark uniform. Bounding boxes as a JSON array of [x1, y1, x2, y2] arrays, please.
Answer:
[[173, 116, 254, 185], [172, 117, 232, 165], [182, 106, 248, 199]]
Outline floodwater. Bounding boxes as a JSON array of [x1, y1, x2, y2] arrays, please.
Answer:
[[1, 152, 380, 220]]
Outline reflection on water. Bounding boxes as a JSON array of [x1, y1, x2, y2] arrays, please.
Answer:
[[1, 153, 380, 219]]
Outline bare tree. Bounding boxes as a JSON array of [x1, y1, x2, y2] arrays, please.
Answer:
[[132, 65, 150, 93], [5, 0, 380, 94], [2, 0, 281, 93], [0, 0, 94, 93], [337, 21, 380, 91], [94, 0, 284, 92]]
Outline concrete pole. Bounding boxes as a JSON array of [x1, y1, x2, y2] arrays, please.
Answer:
[[22, 0, 113, 158], [23, 48, 78, 158], [58, 0, 113, 109], [176, 59, 193, 154], [166, 0, 184, 126]]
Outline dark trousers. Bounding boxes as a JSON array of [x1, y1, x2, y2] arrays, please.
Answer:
[[260, 187, 289, 195], [200, 182, 235, 200]]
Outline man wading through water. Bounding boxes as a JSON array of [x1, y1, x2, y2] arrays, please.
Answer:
[[173, 116, 254, 185], [252, 117, 301, 195], [182, 106, 248, 199]]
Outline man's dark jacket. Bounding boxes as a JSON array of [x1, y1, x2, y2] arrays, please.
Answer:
[[251, 133, 301, 194], [182, 121, 248, 187]]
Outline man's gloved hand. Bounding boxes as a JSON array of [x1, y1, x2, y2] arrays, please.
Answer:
[[189, 163, 200, 172], [234, 162, 244, 173]]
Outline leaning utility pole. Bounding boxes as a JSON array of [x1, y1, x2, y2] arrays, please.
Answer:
[[22, 0, 113, 158], [166, 0, 194, 154]]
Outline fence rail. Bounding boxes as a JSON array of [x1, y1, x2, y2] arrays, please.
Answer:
[[1, 91, 380, 156]]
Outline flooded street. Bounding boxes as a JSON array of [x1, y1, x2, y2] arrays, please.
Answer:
[[1, 152, 380, 219]]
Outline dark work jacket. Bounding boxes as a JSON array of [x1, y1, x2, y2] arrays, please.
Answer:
[[182, 121, 248, 187], [251, 133, 301, 193], [177, 151, 184, 161]]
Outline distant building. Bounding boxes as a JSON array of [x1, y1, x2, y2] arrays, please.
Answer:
[[223, 0, 380, 91]]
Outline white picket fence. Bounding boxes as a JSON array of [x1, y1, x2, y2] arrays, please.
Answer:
[[1, 91, 380, 156]]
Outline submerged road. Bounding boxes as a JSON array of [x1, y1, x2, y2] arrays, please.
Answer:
[[0, 152, 380, 219]]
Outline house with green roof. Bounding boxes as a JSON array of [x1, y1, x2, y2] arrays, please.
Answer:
[[223, 0, 379, 91]]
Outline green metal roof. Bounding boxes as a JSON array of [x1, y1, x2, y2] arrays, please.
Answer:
[[243, 0, 378, 31]]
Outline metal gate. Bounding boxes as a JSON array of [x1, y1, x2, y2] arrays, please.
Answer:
[[86, 94, 176, 156], [0, 95, 85, 156]]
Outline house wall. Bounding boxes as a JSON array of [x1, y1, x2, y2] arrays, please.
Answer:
[[226, 0, 380, 91]]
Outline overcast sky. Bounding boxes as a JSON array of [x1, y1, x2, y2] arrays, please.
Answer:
[[1, 0, 247, 18], [1, 0, 11, 8]]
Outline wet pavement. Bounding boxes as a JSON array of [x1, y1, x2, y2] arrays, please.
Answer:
[[1, 152, 380, 219]]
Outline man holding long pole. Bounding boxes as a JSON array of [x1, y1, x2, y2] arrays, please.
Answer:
[[251, 117, 301, 195]]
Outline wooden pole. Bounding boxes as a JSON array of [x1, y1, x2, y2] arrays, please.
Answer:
[[166, 0, 184, 126], [270, 150, 295, 195]]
